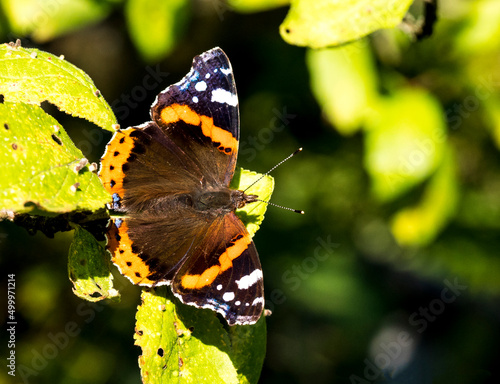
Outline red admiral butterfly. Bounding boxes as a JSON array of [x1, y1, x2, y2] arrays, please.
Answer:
[[99, 48, 265, 325]]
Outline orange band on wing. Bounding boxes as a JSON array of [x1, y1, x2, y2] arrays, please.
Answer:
[[160, 104, 237, 155], [99, 128, 136, 198], [161, 104, 201, 126], [180, 233, 251, 290], [107, 220, 155, 286]]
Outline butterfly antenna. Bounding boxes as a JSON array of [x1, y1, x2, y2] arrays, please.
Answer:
[[244, 148, 302, 192], [244, 148, 304, 214], [256, 199, 304, 214]]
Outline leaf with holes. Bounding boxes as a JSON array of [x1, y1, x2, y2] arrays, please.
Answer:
[[0, 42, 116, 131], [0, 101, 110, 213], [68, 225, 120, 302], [134, 287, 266, 384]]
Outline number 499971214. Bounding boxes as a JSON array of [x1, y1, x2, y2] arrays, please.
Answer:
[[7, 274, 15, 321]]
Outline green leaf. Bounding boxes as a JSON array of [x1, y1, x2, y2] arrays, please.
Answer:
[[227, 0, 290, 13], [68, 225, 119, 302], [227, 316, 267, 384], [125, 0, 189, 62], [134, 287, 266, 384], [230, 167, 274, 238], [364, 88, 447, 202], [391, 145, 458, 247], [2, 0, 114, 42], [0, 101, 111, 213], [280, 0, 413, 48], [306, 41, 379, 135], [453, 1, 500, 56], [0, 43, 116, 131]]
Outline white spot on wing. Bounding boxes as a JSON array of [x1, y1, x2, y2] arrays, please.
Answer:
[[235, 269, 263, 289], [222, 292, 235, 302], [192, 96, 199, 103], [135, 122, 151, 129], [220, 67, 231, 75], [252, 297, 264, 306], [211, 88, 237, 106], [205, 73, 210, 79], [236, 315, 258, 325], [195, 81, 207, 92], [216, 284, 223, 291], [151, 93, 160, 108], [235, 301, 241, 306]]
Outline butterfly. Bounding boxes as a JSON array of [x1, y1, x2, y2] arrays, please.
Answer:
[[99, 48, 265, 325]]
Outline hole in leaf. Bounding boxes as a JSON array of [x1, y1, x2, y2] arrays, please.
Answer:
[[157, 348, 164, 357], [51, 133, 63, 145]]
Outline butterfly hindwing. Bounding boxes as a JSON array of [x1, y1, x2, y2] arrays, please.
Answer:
[[172, 213, 264, 325]]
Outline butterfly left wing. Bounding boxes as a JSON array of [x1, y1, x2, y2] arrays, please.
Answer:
[[172, 212, 264, 326]]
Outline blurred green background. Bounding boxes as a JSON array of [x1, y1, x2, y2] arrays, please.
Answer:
[[2, 0, 500, 383]]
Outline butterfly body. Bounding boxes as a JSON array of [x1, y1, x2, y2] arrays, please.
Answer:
[[99, 48, 265, 325]]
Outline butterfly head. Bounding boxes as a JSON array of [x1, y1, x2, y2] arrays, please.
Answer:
[[231, 189, 259, 209]]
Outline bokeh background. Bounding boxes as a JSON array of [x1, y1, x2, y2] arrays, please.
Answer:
[[2, 0, 500, 383]]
